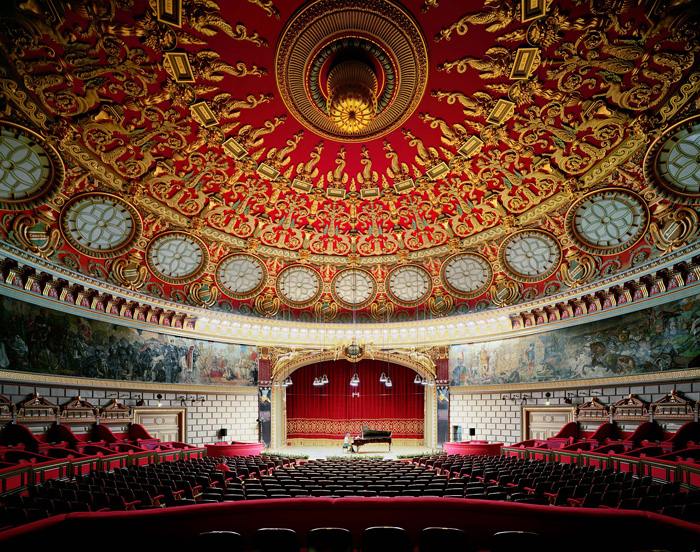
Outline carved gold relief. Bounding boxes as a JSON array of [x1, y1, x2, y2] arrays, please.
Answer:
[[112, 252, 148, 291], [254, 288, 280, 317], [489, 274, 519, 307], [649, 204, 699, 255], [188, 275, 218, 308], [560, 249, 597, 287], [428, 287, 453, 317], [11, 210, 60, 259]]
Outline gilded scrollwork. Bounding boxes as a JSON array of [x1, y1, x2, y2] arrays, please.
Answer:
[[254, 288, 280, 317], [489, 274, 519, 307], [112, 251, 149, 291], [438, 47, 515, 80], [188, 274, 218, 308], [11, 211, 61, 260], [247, 0, 281, 19], [560, 249, 598, 287], [649, 204, 700, 255], [434, 0, 518, 42]]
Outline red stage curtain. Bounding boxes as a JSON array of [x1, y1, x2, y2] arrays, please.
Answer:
[[286, 359, 424, 440]]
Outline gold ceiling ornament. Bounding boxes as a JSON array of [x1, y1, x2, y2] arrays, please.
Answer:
[[649, 204, 700, 255], [254, 288, 281, 318], [275, 0, 428, 142], [370, 294, 395, 321], [327, 61, 379, 133], [489, 274, 519, 308], [428, 287, 453, 317], [560, 249, 597, 288], [111, 252, 149, 291], [10, 210, 60, 260], [188, 275, 219, 308]]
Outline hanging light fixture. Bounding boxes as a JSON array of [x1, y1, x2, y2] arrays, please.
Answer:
[[313, 377, 322, 386], [414, 374, 423, 384], [274, 379, 281, 387], [421, 377, 428, 386], [350, 372, 360, 387], [321, 373, 329, 385], [385, 376, 392, 388], [283, 376, 293, 387], [428, 378, 435, 386], [379, 372, 387, 383]]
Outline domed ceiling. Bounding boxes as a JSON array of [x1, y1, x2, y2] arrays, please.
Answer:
[[0, 0, 699, 326]]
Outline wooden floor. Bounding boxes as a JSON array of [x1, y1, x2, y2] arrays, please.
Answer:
[[267, 444, 437, 460]]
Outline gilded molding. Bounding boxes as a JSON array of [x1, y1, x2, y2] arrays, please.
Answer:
[[580, 134, 647, 189]]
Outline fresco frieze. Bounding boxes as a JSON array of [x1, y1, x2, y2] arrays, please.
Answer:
[[0, 294, 257, 386], [450, 293, 700, 386]]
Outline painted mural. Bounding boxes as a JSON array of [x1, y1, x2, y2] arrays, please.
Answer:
[[0, 294, 258, 386], [450, 292, 700, 386]]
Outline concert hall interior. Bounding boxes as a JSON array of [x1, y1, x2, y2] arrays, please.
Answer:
[[1, 0, 700, 549]]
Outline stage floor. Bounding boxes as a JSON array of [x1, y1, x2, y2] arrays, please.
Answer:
[[266, 444, 437, 460]]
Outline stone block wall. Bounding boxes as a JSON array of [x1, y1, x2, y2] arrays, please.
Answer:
[[448, 379, 700, 446], [3, 376, 700, 449], [0, 381, 258, 446]]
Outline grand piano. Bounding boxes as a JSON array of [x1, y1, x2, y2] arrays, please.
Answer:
[[351, 425, 392, 452]]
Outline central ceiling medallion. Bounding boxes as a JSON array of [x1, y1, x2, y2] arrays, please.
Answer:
[[276, 0, 428, 141], [327, 60, 378, 133]]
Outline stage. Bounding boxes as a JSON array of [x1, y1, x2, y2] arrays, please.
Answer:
[[266, 444, 438, 460]]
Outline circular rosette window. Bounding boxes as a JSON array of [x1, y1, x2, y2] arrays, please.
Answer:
[[645, 115, 700, 204], [565, 188, 649, 255], [216, 253, 267, 300], [276, 264, 323, 308], [386, 264, 432, 307], [441, 253, 494, 299], [0, 121, 63, 211], [499, 230, 562, 283], [146, 231, 209, 284], [331, 269, 377, 309], [60, 193, 141, 258]]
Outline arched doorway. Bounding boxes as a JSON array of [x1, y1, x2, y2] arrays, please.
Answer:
[[270, 357, 436, 448]]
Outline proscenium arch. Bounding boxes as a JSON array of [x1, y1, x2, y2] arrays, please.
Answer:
[[269, 351, 437, 449]]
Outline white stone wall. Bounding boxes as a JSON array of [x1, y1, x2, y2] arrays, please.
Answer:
[[0, 381, 258, 446], [448, 380, 700, 446]]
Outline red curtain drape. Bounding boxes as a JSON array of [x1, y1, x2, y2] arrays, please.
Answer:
[[285, 359, 424, 440]]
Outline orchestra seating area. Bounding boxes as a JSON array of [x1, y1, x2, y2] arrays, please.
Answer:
[[2, 452, 700, 547], [2, 393, 700, 550]]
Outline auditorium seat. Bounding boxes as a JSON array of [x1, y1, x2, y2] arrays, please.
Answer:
[[490, 530, 543, 552], [306, 527, 353, 552], [362, 526, 411, 552], [419, 527, 472, 552], [253, 527, 300, 552], [196, 530, 244, 549]]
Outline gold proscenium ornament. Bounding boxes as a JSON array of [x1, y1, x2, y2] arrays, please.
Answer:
[[326, 60, 378, 133]]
